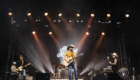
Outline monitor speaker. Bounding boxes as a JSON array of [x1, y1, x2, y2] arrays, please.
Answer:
[[108, 73, 123, 80], [93, 73, 107, 80], [36, 73, 50, 80]]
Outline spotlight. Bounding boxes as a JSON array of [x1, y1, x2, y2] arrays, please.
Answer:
[[76, 20, 79, 22], [54, 20, 56, 22], [125, 14, 129, 18], [102, 32, 105, 35], [91, 14, 94, 17], [88, 25, 91, 28], [32, 31, 36, 34], [45, 25, 49, 27], [59, 13, 62, 16], [27, 13, 31, 16], [76, 13, 80, 17], [49, 32, 52, 35], [69, 20, 71, 22], [58, 20, 61, 22], [8, 12, 12, 16], [86, 32, 89, 35], [107, 14, 111, 17], [44, 12, 48, 16]]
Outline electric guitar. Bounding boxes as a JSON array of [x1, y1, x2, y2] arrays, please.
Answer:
[[64, 53, 84, 67], [107, 56, 111, 63], [16, 63, 31, 73]]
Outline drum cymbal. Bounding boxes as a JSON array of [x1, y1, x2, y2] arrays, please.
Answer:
[[53, 63, 65, 67]]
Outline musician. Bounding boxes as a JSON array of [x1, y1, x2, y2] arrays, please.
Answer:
[[107, 53, 118, 73], [17, 55, 27, 80], [64, 45, 78, 80], [11, 62, 17, 80]]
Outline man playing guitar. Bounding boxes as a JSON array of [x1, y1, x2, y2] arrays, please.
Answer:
[[64, 45, 79, 80], [17, 55, 27, 80]]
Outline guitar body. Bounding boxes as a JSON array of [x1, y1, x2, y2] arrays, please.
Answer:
[[64, 57, 74, 67], [16, 63, 31, 73], [64, 53, 84, 67], [19, 66, 23, 71]]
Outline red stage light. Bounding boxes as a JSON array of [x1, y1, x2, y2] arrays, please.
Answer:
[[32, 31, 36, 34]]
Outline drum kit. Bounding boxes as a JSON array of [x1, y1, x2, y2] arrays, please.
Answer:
[[51, 63, 75, 79]]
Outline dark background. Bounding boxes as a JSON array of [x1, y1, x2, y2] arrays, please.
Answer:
[[0, 0, 140, 79]]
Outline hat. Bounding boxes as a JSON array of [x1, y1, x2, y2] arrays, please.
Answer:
[[13, 62, 16, 64], [67, 45, 74, 50], [111, 53, 118, 57]]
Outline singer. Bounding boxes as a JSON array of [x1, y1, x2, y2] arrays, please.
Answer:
[[64, 45, 79, 80]]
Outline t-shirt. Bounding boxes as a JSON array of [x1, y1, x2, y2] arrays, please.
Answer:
[[64, 51, 76, 62], [11, 65, 17, 75]]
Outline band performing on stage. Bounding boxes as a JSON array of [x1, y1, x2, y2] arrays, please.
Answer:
[[1, 0, 139, 80], [10, 45, 119, 80]]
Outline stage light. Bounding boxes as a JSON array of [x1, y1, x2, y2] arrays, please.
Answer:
[[54, 20, 56, 22], [86, 32, 89, 35], [102, 32, 105, 35], [125, 14, 129, 18], [59, 13, 62, 16], [32, 31, 36, 34], [58, 20, 61, 22], [91, 14, 94, 17], [88, 25, 91, 28], [77, 20, 79, 22], [107, 14, 111, 17], [27, 13, 31, 16], [76, 13, 80, 17], [44, 12, 48, 16], [49, 32, 52, 35], [45, 25, 49, 27], [8, 12, 12, 16], [69, 20, 71, 22]]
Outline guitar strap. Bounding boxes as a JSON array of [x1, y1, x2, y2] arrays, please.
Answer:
[[22, 60, 24, 66]]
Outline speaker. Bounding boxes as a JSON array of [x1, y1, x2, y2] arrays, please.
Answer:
[[93, 73, 107, 80], [108, 73, 123, 80], [36, 73, 50, 80]]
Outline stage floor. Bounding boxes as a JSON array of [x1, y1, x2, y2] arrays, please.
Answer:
[[50, 79, 83, 80]]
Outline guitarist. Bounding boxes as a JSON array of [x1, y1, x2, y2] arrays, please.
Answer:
[[17, 55, 27, 80], [64, 45, 79, 80], [107, 53, 118, 73]]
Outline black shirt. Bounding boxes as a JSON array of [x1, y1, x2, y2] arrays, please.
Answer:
[[17, 60, 27, 69], [112, 58, 118, 68]]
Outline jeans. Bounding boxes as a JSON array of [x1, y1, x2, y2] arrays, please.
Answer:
[[68, 62, 78, 80], [19, 70, 26, 80]]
